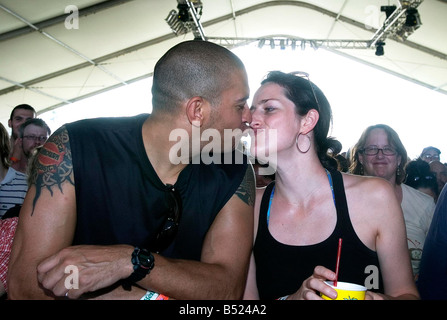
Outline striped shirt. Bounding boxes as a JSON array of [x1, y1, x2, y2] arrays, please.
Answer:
[[0, 168, 28, 218]]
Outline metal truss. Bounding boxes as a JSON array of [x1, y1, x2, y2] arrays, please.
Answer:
[[206, 36, 372, 50], [370, 0, 424, 46], [169, 0, 424, 53]]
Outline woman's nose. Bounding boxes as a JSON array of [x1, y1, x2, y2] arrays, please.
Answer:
[[249, 110, 263, 128]]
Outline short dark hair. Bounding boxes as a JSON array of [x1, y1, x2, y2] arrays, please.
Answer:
[[10, 104, 36, 121], [151, 40, 246, 113], [19, 118, 51, 138]]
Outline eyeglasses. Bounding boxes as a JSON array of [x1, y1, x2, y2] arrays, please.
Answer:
[[23, 135, 47, 142], [422, 154, 440, 161], [361, 146, 397, 156], [411, 175, 435, 182], [153, 184, 182, 253], [289, 71, 320, 111]]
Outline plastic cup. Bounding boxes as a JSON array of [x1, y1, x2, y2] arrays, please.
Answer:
[[320, 281, 367, 300]]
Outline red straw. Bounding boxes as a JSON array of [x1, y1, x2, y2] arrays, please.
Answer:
[[334, 238, 343, 287]]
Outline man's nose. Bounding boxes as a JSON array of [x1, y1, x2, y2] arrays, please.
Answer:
[[242, 106, 252, 125]]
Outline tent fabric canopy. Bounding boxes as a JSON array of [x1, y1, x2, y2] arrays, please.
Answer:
[[1, 0, 446, 124]]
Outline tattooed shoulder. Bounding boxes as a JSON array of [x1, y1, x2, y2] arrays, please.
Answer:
[[29, 125, 74, 214], [235, 164, 255, 207]]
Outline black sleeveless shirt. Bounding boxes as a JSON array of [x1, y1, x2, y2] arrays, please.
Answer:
[[66, 114, 248, 260], [253, 170, 383, 299]]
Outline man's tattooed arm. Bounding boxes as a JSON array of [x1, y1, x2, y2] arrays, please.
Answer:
[[28, 125, 74, 215], [235, 165, 256, 207]]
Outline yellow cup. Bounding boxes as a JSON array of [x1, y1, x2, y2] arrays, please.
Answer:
[[321, 281, 366, 300]]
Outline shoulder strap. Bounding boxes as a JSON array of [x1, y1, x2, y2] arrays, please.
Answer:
[[329, 170, 351, 234], [259, 182, 275, 227]]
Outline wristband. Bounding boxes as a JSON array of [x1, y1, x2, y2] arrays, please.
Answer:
[[9, 157, 19, 163], [277, 295, 289, 300], [140, 290, 170, 300]]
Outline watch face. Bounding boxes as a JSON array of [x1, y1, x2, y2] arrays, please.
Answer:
[[139, 252, 151, 267], [138, 249, 154, 269]]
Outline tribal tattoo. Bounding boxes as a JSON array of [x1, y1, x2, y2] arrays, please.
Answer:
[[29, 126, 74, 215], [235, 165, 256, 207]]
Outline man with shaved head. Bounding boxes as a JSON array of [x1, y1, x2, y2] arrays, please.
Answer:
[[8, 40, 255, 300]]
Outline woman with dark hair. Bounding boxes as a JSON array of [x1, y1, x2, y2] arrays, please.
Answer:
[[350, 124, 435, 281], [404, 159, 438, 201], [244, 71, 418, 300]]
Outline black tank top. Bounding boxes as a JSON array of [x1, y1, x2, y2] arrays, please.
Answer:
[[253, 170, 383, 299], [66, 114, 248, 260]]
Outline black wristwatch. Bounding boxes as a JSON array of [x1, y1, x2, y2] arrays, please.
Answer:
[[127, 247, 155, 284]]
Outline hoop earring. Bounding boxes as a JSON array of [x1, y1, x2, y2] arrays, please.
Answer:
[[296, 133, 311, 153]]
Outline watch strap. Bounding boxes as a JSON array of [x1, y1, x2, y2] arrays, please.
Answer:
[[126, 247, 154, 285]]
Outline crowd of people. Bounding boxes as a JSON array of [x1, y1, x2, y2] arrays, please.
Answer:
[[0, 40, 445, 300], [0, 104, 51, 296]]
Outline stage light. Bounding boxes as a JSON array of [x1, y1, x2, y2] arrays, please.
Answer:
[[301, 41, 306, 51], [291, 39, 296, 50], [375, 41, 385, 56], [165, 0, 204, 38], [380, 5, 397, 19], [405, 8, 421, 28], [280, 39, 286, 50]]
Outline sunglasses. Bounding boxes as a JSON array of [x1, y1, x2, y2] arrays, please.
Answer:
[[289, 71, 320, 112], [153, 184, 182, 253]]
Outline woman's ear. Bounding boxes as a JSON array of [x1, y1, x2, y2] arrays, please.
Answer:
[[185, 97, 209, 127], [299, 109, 319, 135]]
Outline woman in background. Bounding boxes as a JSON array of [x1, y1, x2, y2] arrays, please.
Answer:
[[350, 124, 435, 281]]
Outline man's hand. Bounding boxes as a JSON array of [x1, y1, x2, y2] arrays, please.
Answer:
[[37, 245, 134, 299]]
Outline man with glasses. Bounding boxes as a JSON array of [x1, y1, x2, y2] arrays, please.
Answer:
[[420, 146, 441, 163], [12, 118, 51, 174], [8, 104, 36, 171], [8, 40, 255, 300]]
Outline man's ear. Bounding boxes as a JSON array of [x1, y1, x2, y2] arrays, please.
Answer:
[[299, 109, 319, 135], [185, 97, 209, 127]]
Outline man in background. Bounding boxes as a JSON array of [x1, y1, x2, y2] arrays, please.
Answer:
[[8, 104, 36, 173]]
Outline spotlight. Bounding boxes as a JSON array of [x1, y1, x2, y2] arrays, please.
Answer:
[[291, 39, 296, 50], [177, 3, 189, 22], [258, 39, 265, 49], [280, 39, 286, 50], [380, 5, 397, 19], [301, 41, 306, 51], [405, 8, 421, 29], [270, 39, 275, 49], [375, 41, 385, 56], [165, 0, 204, 37]]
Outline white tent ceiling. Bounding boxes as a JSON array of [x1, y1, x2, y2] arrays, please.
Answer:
[[1, 0, 446, 125]]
